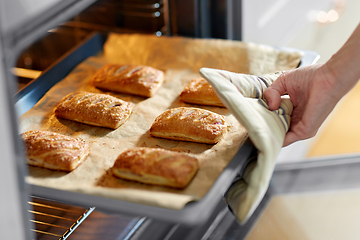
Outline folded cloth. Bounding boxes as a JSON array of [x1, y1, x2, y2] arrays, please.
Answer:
[[199, 68, 293, 224]]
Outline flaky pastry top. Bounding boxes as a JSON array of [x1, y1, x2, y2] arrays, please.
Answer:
[[180, 78, 224, 107], [22, 130, 90, 170], [112, 147, 199, 187], [55, 91, 133, 129], [150, 107, 227, 144], [91, 64, 164, 97]]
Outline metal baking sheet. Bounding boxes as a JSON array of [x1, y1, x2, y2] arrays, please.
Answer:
[[15, 32, 319, 225]]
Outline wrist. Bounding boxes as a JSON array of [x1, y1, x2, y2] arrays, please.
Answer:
[[325, 24, 360, 96], [318, 63, 349, 102]]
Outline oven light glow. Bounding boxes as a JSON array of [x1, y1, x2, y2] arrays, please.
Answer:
[[24, 57, 33, 66], [317, 11, 328, 23], [308, 0, 344, 24], [309, 9, 341, 24], [327, 9, 339, 22]]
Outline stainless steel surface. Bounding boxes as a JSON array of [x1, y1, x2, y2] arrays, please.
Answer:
[[0, 0, 62, 34], [273, 154, 360, 194], [0, 5, 33, 239], [0, 1, 96, 239]]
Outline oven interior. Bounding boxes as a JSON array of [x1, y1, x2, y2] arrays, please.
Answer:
[[1, 1, 334, 240], [4, 1, 254, 239]]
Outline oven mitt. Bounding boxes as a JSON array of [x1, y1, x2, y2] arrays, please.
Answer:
[[199, 67, 293, 224]]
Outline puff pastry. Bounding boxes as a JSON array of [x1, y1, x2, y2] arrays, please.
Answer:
[[55, 91, 133, 129], [91, 64, 164, 97], [180, 78, 225, 107], [112, 147, 199, 188], [21, 130, 90, 171], [150, 107, 227, 144]]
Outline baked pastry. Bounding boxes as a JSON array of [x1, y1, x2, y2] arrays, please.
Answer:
[[112, 147, 199, 188], [21, 130, 90, 171], [150, 107, 227, 144], [55, 91, 133, 129], [91, 64, 164, 97], [180, 78, 225, 107]]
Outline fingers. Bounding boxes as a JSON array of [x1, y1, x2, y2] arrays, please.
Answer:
[[283, 121, 318, 147], [264, 74, 288, 110], [282, 132, 300, 147], [264, 88, 282, 110]]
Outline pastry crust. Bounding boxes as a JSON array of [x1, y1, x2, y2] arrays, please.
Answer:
[[112, 147, 199, 188], [91, 64, 164, 97], [150, 107, 227, 144], [55, 91, 133, 129], [180, 78, 225, 107], [22, 130, 90, 171]]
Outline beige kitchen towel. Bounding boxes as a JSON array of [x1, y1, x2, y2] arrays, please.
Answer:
[[200, 68, 293, 223]]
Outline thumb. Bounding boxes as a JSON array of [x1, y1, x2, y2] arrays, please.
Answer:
[[264, 75, 287, 110]]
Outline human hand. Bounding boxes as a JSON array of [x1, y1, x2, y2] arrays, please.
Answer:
[[264, 63, 341, 147]]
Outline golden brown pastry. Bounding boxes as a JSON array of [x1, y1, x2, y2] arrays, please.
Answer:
[[22, 130, 90, 171], [180, 78, 225, 107], [150, 107, 227, 144], [112, 147, 199, 188], [91, 64, 164, 97], [55, 91, 133, 129]]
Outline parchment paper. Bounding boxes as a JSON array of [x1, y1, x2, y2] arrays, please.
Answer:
[[19, 33, 302, 210]]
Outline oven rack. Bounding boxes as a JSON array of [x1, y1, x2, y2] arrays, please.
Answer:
[[29, 196, 95, 240], [59, 0, 170, 37]]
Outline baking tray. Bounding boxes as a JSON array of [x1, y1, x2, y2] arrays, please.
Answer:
[[14, 32, 319, 226]]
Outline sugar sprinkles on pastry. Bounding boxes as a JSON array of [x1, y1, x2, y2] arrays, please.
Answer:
[[91, 64, 164, 97], [22, 130, 90, 171], [55, 91, 134, 129]]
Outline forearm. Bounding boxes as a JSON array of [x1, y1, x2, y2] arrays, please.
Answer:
[[263, 23, 360, 146], [325, 23, 360, 96]]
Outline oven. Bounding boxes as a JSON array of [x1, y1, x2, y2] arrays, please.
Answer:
[[0, 1, 324, 239]]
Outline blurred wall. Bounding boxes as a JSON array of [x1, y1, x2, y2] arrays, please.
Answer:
[[242, 0, 335, 46]]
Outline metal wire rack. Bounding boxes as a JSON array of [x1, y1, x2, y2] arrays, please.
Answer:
[[29, 196, 95, 240], [59, 0, 170, 36]]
